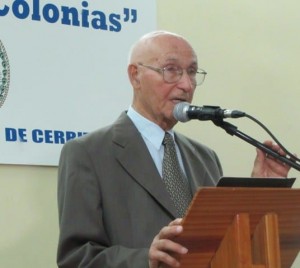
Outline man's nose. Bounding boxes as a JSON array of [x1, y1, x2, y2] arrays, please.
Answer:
[[177, 70, 195, 91]]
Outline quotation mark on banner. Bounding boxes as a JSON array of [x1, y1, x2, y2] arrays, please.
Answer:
[[123, 8, 137, 23]]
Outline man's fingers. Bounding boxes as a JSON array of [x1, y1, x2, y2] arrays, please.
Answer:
[[168, 218, 183, 226], [149, 221, 188, 268], [149, 238, 188, 268]]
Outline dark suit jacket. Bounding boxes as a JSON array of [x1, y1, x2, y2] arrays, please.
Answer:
[[57, 112, 223, 268]]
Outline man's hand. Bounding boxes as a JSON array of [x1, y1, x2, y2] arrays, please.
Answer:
[[149, 218, 188, 268], [251, 140, 291, 178]]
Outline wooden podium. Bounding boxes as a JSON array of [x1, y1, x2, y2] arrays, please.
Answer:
[[172, 187, 300, 268]]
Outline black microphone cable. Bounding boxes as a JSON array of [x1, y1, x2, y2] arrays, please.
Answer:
[[243, 113, 300, 163]]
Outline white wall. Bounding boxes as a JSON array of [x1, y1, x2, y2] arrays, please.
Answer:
[[0, 1, 299, 267]]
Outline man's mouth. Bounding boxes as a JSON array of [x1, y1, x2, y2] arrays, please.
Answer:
[[172, 98, 187, 104]]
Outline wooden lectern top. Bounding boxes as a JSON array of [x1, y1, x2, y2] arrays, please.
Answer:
[[174, 187, 300, 268]]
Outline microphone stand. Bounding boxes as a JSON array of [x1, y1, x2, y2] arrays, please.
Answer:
[[212, 119, 300, 172]]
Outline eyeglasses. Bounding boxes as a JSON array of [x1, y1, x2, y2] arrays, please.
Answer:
[[138, 63, 207, 86]]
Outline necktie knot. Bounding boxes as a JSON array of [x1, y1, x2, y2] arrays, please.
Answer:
[[162, 132, 174, 146]]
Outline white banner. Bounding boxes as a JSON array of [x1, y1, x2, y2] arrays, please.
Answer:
[[0, 0, 156, 166]]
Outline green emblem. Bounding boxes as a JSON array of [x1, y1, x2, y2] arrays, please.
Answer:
[[0, 40, 10, 108]]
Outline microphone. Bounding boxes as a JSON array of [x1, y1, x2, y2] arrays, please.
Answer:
[[173, 102, 245, 122]]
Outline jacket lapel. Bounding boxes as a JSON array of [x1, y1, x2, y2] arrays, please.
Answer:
[[112, 113, 178, 218], [175, 133, 211, 195]]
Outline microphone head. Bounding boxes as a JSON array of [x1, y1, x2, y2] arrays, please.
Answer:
[[173, 102, 191, 122]]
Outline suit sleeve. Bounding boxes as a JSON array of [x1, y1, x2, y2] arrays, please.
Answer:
[[57, 139, 149, 268]]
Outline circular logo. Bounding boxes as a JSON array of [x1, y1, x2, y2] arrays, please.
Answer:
[[0, 40, 10, 108]]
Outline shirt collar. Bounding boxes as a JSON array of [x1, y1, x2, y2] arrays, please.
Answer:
[[127, 106, 174, 150]]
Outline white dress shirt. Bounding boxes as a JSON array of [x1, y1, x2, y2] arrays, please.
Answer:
[[127, 106, 186, 177]]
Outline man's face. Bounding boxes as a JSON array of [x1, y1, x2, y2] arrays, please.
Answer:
[[133, 35, 198, 130]]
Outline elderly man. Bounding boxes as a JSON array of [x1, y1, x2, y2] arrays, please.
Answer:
[[57, 31, 290, 268]]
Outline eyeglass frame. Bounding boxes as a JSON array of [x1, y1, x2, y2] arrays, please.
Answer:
[[137, 62, 207, 86]]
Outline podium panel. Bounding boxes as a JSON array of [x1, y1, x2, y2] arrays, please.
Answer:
[[173, 188, 300, 268]]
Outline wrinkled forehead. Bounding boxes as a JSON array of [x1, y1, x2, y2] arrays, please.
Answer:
[[155, 51, 198, 67]]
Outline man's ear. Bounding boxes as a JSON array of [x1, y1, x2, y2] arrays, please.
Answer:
[[127, 64, 140, 87]]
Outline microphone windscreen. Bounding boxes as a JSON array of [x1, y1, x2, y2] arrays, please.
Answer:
[[173, 102, 191, 122]]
